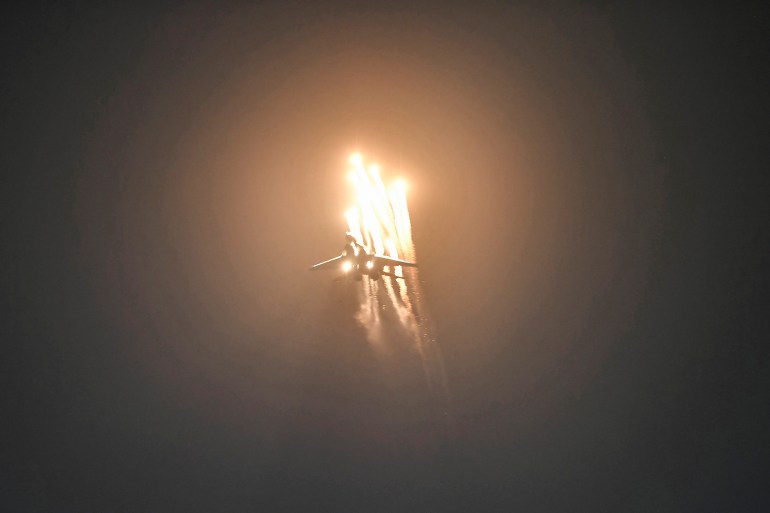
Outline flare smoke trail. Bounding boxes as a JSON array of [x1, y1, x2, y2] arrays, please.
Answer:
[[345, 154, 452, 424]]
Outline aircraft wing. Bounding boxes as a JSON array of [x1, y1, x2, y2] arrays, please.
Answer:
[[372, 254, 418, 268], [309, 255, 343, 271]]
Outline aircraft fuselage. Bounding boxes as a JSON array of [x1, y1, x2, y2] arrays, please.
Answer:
[[341, 242, 383, 280], [309, 232, 416, 281]]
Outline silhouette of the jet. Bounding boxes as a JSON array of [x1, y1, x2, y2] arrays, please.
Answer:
[[310, 233, 417, 281]]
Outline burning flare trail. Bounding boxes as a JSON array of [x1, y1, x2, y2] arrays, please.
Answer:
[[344, 153, 451, 425]]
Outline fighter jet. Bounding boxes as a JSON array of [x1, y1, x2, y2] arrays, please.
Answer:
[[310, 233, 417, 281]]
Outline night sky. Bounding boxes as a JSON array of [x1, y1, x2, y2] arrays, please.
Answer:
[[3, 2, 769, 511]]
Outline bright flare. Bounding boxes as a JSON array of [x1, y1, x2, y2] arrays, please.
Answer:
[[345, 154, 412, 263]]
